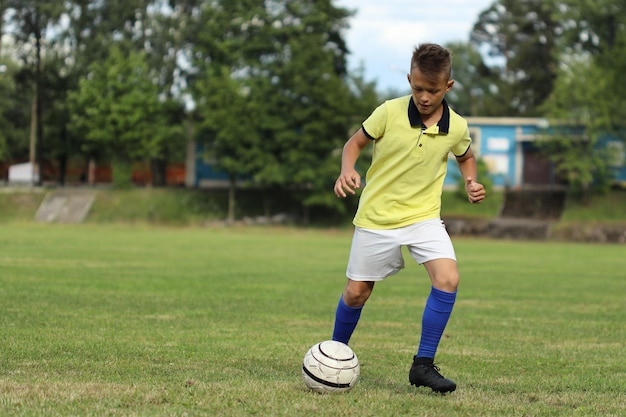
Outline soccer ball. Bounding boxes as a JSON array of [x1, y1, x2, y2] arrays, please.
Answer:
[[302, 340, 360, 393]]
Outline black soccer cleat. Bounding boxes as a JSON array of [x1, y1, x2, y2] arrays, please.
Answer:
[[409, 356, 457, 393]]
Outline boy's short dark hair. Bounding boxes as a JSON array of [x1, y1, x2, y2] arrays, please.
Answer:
[[410, 43, 452, 81]]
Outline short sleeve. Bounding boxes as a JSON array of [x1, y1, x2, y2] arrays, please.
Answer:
[[452, 125, 472, 157], [361, 101, 389, 140]]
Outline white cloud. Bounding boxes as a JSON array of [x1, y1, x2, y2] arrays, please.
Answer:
[[336, 0, 494, 91]]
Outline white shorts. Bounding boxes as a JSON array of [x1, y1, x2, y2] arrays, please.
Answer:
[[346, 219, 456, 281]]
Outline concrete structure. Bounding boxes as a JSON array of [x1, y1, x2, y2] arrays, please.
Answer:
[[8, 162, 39, 185]]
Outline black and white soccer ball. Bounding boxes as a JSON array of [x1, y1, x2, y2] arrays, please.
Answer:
[[302, 340, 360, 393]]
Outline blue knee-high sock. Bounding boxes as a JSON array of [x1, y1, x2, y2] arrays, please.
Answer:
[[332, 296, 363, 345], [417, 287, 457, 359]]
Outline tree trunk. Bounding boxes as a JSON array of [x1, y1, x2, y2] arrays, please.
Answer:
[[227, 174, 236, 225], [58, 122, 70, 185], [34, 12, 43, 186], [57, 155, 67, 186], [87, 158, 96, 185], [150, 158, 167, 187], [29, 94, 37, 185]]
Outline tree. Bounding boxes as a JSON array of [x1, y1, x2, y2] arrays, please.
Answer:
[[60, 0, 191, 186], [194, 65, 265, 222], [470, 0, 561, 116], [68, 44, 168, 187], [445, 41, 497, 117], [252, 0, 358, 222], [0, 2, 13, 161], [124, 0, 194, 185], [0, 0, 6, 57], [190, 0, 368, 223], [39, 51, 75, 185], [559, 0, 626, 55], [4, 0, 65, 183], [0, 49, 34, 167], [538, 0, 626, 197], [556, 0, 626, 133], [189, 0, 273, 222]]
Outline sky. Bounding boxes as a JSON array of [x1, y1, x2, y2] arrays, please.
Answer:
[[335, 0, 495, 93]]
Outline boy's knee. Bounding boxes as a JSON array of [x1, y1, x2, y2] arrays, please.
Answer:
[[424, 259, 460, 292], [432, 272, 459, 292], [343, 281, 374, 307]]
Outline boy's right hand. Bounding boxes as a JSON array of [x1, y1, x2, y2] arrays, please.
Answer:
[[334, 170, 361, 198]]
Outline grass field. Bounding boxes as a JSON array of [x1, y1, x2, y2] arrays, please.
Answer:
[[0, 224, 625, 416]]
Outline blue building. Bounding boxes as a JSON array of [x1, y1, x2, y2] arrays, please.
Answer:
[[443, 117, 626, 189]]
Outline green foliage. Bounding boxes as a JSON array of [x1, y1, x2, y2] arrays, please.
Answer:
[[539, 0, 626, 196], [1, 0, 193, 184], [110, 158, 133, 189], [560, 189, 626, 221], [0, 59, 25, 161], [4, 0, 66, 181], [2, 0, 625, 199], [536, 131, 613, 197], [0, 63, 33, 162], [68, 44, 178, 185], [190, 0, 376, 221], [470, 0, 561, 116], [559, 0, 626, 56], [445, 42, 497, 117], [5, 0, 65, 48]]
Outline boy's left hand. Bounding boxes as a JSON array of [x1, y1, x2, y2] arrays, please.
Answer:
[[465, 177, 485, 203]]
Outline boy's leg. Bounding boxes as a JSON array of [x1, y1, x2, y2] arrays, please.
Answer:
[[417, 285, 457, 358], [334, 226, 401, 345], [332, 280, 374, 344], [409, 258, 459, 393]]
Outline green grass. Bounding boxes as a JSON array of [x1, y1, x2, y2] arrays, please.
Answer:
[[1, 188, 625, 226], [560, 190, 626, 223], [86, 188, 227, 224], [0, 188, 45, 222], [0, 224, 624, 416]]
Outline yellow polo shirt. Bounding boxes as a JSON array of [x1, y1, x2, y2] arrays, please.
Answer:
[[354, 95, 471, 229]]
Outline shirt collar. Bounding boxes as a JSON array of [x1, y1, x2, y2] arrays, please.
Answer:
[[408, 96, 451, 134]]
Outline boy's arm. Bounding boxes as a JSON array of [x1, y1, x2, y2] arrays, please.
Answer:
[[334, 128, 371, 198], [456, 147, 486, 204]]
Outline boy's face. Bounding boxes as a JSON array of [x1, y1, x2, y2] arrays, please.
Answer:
[[407, 68, 454, 116]]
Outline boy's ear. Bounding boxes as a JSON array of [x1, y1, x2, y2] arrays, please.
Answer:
[[446, 79, 455, 91]]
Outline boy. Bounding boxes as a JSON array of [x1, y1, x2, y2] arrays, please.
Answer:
[[332, 43, 485, 393]]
